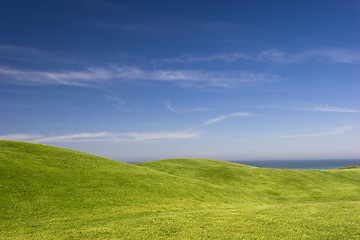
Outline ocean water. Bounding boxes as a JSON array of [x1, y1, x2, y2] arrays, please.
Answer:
[[231, 159, 360, 170]]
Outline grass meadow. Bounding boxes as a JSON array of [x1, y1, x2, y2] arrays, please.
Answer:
[[1, 140, 359, 239]]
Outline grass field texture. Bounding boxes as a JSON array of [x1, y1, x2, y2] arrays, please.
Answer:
[[1, 140, 359, 239]]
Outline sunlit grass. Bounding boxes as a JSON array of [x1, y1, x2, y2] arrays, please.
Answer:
[[1, 141, 359, 239]]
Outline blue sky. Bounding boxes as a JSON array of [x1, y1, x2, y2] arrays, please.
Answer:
[[0, 0, 359, 162]]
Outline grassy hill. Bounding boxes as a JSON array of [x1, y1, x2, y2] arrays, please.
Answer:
[[137, 158, 360, 203], [1, 140, 360, 239]]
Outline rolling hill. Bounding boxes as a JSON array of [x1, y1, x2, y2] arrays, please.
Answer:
[[1, 140, 360, 239]]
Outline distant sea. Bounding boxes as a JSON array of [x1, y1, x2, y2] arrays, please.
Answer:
[[230, 159, 360, 170]]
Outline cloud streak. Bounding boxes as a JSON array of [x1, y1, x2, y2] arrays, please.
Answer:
[[306, 105, 360, 113], [0, 44, 45, 56], [0, 66, 111, 86], [110, 67, 279, 88], [239, 103, 360, 113], [0, 44, 77, 63], [106, 95, 126, 110], [203, 112, 252, 126], [0, 131, 200, 143], [0, 65, 280, 88], [124, 131, 199, 142], [257, 49, 360, 64], [160, 53, 251, 63], [165, 102, 210, 113], [278, 126, 357, 139], [161, 48, 360, 64], [0, 133, 43, 141]]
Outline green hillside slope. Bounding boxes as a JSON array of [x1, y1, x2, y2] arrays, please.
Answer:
[[1, 141, 360, 239], [137, 158, 360, 203]]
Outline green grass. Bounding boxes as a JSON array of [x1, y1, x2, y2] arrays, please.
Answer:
[[1, 140, 360, 239]]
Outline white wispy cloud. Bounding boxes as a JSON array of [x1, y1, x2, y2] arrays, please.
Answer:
[[238, 103, 360, 113], [257, 48, 360, 64], [0, 65, 280, 88], [106, 95, 126, 110], [299, 49, 360, 64], [111, 67, 280, 87], [0, 133, 43, 141], [165, 102, 210, 113], [203, 112, 252, 126], [124, 131, 200, 142], [0, 66, 112, 86], [160, 48, 360, 64], [160, 53, 250, 64], [306, 105, 360, 113], [0, 44, 44, 55], [278, 126, 357, 139], [36, 132, 113, 143], [0, 131, 200, 143], [0, 44, 77, 63]]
